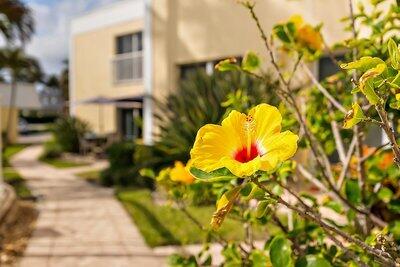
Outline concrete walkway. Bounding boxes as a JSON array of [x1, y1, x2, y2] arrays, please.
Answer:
[[12, 145, 167, 267]]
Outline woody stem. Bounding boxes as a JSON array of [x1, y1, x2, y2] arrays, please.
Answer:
[[252, 179, 395, 266]]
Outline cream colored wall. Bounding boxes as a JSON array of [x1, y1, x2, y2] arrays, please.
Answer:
[[73, 0, 354, 137], [152, 0, 350, 99], [72, 19, 144, 134]]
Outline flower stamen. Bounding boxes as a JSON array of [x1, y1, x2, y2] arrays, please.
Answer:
[[244, 115, 255, 158]]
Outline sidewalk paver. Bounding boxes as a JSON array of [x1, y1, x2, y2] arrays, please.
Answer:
[[12, 145, 167, 267]]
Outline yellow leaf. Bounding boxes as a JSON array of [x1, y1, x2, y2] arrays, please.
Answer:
[[343, 103, 366, 129], [358, 63, 385, 105], [211, 186, 241, 229]]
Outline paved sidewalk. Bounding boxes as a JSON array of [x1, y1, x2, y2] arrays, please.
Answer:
[[12, 145, 167, 267]]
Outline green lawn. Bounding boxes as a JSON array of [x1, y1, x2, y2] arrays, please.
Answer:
[[117, 189, 277, 247], [4, 167, 33, 199], [3, 144, 27, 167], [40, 158, 89, 168], [76, 170, 102, 184], [3, 144, 33, 199]]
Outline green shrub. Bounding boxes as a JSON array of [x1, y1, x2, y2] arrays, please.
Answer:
[[40, 140, 63, 160], [100, 141, 153, 188], [105, 141, 135, 169], [136, 70, 279, 171], [52, 116, 90, 153], [100, 167, 153, 188]]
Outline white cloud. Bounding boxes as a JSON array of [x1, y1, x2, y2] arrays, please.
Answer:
[[26, 0, 120, 75]]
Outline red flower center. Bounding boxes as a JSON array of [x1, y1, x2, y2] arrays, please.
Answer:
[[234, 144, 260, 163]]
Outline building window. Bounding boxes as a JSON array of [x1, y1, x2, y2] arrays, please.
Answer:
[[318, 55, 345, 81], [179, 62, 207, 80], [318, 54, 387, 161], [116, 32, 142, 54], [179, 57, 242, 80], [113, 32, 143, 83]]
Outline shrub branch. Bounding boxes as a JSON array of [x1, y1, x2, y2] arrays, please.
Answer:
[[243, 2, 387, 228], [376, 105, 400, 168], [252, 179, 395, 266]]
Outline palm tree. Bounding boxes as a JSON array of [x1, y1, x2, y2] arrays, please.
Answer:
[[59, 60, 69, 114], [59, 60, 69, 100], [45, 75, 60, 90], [0, 48, 42, 143], [0, 0, 34, 44]]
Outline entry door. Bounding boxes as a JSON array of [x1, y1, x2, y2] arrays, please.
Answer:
[[122, 109, 134, 139], [118, 108, 142, 140]]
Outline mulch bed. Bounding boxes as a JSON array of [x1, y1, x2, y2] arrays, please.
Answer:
[[0, 200, 38, 266]]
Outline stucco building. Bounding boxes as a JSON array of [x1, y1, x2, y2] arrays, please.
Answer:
[[70, 0, 365, 145]]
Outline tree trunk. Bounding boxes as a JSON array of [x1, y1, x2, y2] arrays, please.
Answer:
[[5, 77, 17, 145]]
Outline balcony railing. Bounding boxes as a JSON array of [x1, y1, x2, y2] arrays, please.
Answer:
[[113, 51, 143, 83]]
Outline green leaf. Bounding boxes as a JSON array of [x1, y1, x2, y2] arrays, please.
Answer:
[[347, 209, 356, 221], [286, 22, 296, 36], [272, 184, 283, 196], [378, 187, 394, 203], [390, 100, 400, 110], [246, 185, 266, 200], [388, 199, 400, 214], [387, 81, 400, 89], [273, 24, 291, 44], [139, 168, 156, 179], [345, 180, 361, 205], [277, 161, 296, 179], [300, 193, 317, 205], [362, 79, 381, 105], [222, 244, 242, 266], [168, 254, 197, 267], [388, 38, 400, 70], [215, 58, 239, 72], [190, 167, 236, 182], [350, 87, 360, 94], [242, 51, 261, 72], [340, 56, 385, 72], [240, 183, 253, 197], [250, 250, 268, 267], [269, 236, 293, 267], [323, 200, 343, 214], [296, 255, 332, 267], [343, 102, 366, 129], [256, 200, 270, 218], [389, 220, 400, 241]]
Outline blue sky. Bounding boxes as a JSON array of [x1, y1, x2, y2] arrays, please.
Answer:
[[23, 0, 120, 75]]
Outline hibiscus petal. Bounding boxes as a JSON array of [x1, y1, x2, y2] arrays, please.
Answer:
[[248, 104, 282, 149], [260, 131, 298, 171], [221, 156, 261, 177], [190, 124, 235, 172], [221, 110, 248, 148]]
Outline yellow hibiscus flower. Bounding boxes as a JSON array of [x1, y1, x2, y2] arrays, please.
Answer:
[[170, 161, 195, 184], [297, 25, 323, 51], [289, 14, 304, 30], [289, 14, 323, 51], [190, 104, 299, 177]]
